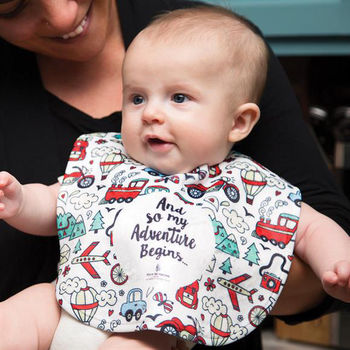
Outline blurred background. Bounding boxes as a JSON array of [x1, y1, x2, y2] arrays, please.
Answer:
[[201, 1, 350, 349]]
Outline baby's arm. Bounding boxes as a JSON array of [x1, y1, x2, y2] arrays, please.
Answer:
[[295, 202, 350, 302], [0, 171, 59, 236]]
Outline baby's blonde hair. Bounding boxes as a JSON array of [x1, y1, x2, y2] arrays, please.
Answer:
[[139, 5, 269, 104]]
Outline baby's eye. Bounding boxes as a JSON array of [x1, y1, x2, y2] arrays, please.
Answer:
[[132, 95, 144, 105], [172, 94, 188, 103]]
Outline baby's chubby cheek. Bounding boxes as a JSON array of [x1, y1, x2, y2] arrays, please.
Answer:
[[121, 137, 145, 165], [120, 130, 133, 154]]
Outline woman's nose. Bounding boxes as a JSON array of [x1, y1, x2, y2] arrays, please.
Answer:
[[39, 0, 79, 32]]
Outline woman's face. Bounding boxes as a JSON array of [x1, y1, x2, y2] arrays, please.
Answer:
[[0, 0, 119, 61]]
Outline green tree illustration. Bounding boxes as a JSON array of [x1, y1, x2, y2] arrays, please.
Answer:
[[74, 239, 82, 254], [89, 210, 105, 234], [219, 257, 232, 274], [243, 243, 260, 266]]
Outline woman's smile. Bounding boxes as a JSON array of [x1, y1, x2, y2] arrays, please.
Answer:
[[60, 14, 88, 40], [51, 2, 92, 42]]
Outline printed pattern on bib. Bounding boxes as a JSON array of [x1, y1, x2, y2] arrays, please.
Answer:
[[56, 132, 301, 346]]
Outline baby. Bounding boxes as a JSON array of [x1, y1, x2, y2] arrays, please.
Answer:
[[0, 5, 349, 350]]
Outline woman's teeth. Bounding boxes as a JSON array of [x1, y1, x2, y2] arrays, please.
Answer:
[[62, 16, 87, 40]]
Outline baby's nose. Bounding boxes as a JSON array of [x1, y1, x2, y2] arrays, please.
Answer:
[[142, 104, 165, 124]]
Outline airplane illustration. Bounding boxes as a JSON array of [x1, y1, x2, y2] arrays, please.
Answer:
[[71, 241, 110, 278], [217, 274, 257, 312]]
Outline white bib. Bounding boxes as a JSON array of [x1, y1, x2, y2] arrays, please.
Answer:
[[56, 132, 301, 346]]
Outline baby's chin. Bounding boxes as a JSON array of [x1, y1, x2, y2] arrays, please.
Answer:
[[128, 152, 201, 175], [152, 167, 192, 176], [144, 162, 197, 176]]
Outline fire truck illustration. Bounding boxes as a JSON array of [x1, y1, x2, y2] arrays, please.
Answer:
[[104, 178, 149, 203], [69, 139, 89, 161], [255, 213, 298, 249]]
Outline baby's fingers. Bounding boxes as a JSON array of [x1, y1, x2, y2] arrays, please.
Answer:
[[334, 260, 350, 287], [0, 171, 21, 198], [322, 270, 350, 303], [0, 191, 8, 217], [0, 171, 11, 188], [0, 189, 6, 207], [322, 270, 338, 287]]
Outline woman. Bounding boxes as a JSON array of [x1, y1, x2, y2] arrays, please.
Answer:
[[0, 0, 349, 349]]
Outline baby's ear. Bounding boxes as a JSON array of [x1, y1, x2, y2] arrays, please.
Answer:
[[228, 103, 260, 143]]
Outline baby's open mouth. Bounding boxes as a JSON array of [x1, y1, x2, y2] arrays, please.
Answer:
[[148, 138, 166, 145], [146, 137, 174, 152]]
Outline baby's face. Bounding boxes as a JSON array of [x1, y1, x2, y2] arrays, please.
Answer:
[[121, 35, 235, 175]]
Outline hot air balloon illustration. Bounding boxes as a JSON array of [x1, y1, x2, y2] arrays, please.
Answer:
[[100, 152, 126, 180], [210, 313, 233, 346], [70, 286, 98, 324], [241, 169, 267, 205]]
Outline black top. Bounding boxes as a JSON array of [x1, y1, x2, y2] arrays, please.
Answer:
[[0, 1, 349, 349]]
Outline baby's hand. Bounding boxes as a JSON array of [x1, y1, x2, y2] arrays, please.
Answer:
[[322, 260, 350, 303], [0, 171, 23, 220]]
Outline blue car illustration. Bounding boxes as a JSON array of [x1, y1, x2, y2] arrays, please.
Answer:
[[120, 288, 147, 322], [288, 190, 302, 207]]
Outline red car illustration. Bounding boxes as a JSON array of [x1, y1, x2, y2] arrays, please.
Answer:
[[156, 317, 206, 344], [185, 179, 239, 203], [105, 178, 148, 203]]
